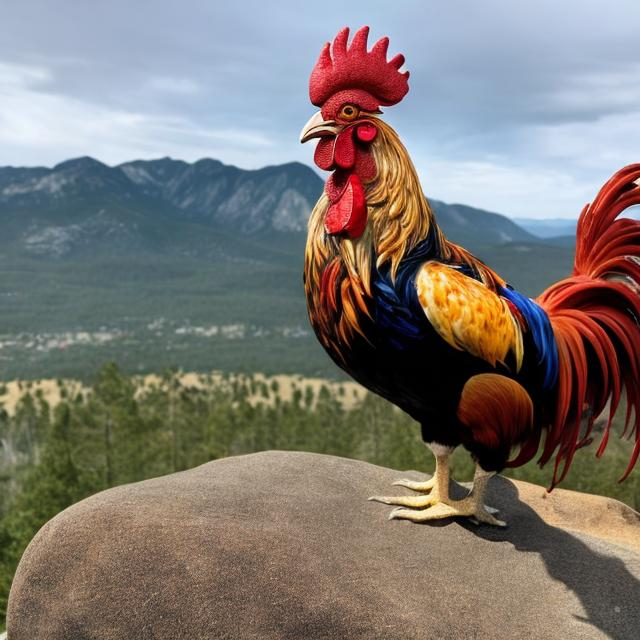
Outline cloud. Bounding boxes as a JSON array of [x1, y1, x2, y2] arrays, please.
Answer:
[[542, 67, 640, 121], [528, 111, 640, 170], [416, 158, 593, 220], [0, 61, 276, 168], [0, 61, 51, 86], [147, 76, 202, 95], [0, 1, 639, 219]]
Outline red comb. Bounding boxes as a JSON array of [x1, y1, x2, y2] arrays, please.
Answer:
[[309, 26, 409, 109]]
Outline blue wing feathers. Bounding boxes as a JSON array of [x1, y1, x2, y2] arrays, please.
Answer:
[[499, 285, 559, 390], [372, 235, 438, 348]]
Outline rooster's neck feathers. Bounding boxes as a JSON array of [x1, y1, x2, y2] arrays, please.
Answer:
[[367, 120, 440, 277]]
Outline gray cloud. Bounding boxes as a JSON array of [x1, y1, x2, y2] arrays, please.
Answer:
[[0, 0, 638, 218]]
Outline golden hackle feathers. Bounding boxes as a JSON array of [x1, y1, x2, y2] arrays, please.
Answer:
[[367, 120, 436, 279], [304, 194, 373, 354], [369, 120, 504, 289]]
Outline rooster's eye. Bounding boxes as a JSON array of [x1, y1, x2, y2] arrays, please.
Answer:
[[338, 104, 360, 121]]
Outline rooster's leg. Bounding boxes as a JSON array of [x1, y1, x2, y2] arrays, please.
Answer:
[[370, 461, 505, 527], [368, 442, 453, 508], [389, 442, 452, 494]]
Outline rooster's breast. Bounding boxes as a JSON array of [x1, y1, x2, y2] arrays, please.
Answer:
[[307, 256, 495, 431]]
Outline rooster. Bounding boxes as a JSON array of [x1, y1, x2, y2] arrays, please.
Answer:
[[301, 26, 640, 526]]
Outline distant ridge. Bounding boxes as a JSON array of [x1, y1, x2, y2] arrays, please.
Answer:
[[514, 217, 578, 239], [0, 156, 537, 258]]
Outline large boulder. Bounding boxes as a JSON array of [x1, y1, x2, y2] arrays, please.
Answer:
[[7, 451, 640, 639]]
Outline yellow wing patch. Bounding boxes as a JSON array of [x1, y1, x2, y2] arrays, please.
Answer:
[[416, 262, 523, 370]]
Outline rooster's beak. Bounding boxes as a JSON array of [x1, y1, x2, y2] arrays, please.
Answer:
[[300, 111, 340, 143]]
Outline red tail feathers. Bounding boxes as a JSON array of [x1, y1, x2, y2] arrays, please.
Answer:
[[537, 164, 640, 488]]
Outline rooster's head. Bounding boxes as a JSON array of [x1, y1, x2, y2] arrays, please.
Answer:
[[301, 26, 410, 239]]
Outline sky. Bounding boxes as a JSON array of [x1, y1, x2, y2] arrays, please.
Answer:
[[0, 0, 639, 219]]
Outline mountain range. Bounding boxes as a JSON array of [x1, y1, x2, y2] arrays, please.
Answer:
[[0, 157, 575, 381], [0, 156, 543, 260]]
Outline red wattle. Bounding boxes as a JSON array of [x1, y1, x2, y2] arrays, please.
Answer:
[[333, 128, 356, 169], [326, 171, 350, 203], [324, 173, 367, 238], [314, 137, 334, 171]]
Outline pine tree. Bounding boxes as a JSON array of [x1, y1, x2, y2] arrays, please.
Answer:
[[0, 402, 98, 622]]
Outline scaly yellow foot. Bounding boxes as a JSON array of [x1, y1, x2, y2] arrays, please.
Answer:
[[390, 476, 436, 492], [387, 490, 505, 527], [370, 458, 506, 527], [370, 442, 451, 509]]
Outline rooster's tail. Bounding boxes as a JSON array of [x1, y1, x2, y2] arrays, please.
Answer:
[[536, 164, 640, 488]]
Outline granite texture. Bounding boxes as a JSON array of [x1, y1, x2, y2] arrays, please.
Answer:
[[7, 451, 640, 639]]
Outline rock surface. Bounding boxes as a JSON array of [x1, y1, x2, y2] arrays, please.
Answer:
[[7, 451, 640, 639]]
